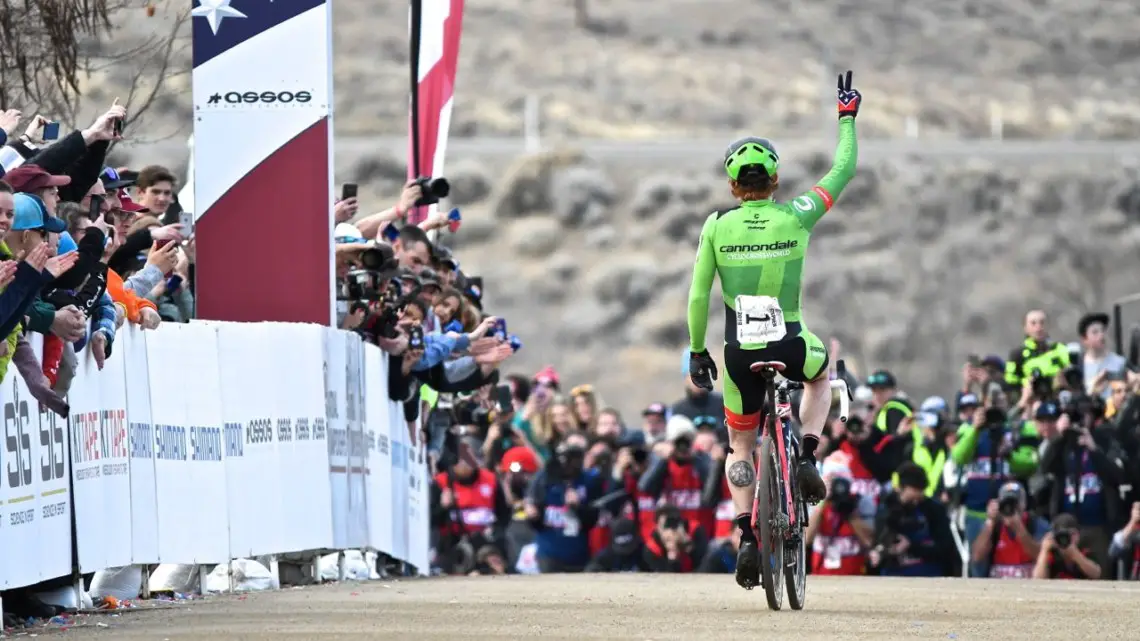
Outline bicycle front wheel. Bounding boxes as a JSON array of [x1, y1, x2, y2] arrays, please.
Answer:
[[757, 434, 784, 611], [785, 504, 807, 610]]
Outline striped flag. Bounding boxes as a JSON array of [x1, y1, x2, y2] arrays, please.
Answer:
[[406, 0, 465, 226], [191, 0, 335, 325]]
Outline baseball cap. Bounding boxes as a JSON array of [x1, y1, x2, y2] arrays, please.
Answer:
[[919, 396, 948, 414], [665, 414, 696, 443], [981, 354, 1005, 371], [499, 446, 539, 475], [12, 193, 66, 233], [616, 429, 647, 448], [959, 392, 980, 408], [419, 268, 442, 289], [3, 164, 71, 194], [533, 366, 560, 389], [334, 222, 366, 243], [434, 245, 458, 271], [1035, 401, 1061, 420], [1078, 312, 1110, 338], [100, 166, 135, 190], [642, 402, 667, 417], [866, 370, 896, 388], [117, 188, 148, 213]]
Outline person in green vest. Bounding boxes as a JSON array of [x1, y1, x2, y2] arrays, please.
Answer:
[[867, 369, 914, 433], [1005, 309, 1071, 393], [891, 397, 951, 499], [951, 388, 1041, 576]]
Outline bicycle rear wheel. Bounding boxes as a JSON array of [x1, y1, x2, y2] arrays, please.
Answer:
[[785, 456, 807, 610], [757, 433, 784, 611]]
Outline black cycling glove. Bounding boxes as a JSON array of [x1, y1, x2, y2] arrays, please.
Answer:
[[837, 70, 862, 120], [689, 350, 719, 392]]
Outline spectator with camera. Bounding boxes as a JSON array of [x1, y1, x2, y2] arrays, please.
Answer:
[[636, 415, 716, 542], [585, 518, 651, 572], [524, 440, 605, 573], [1033, 512, 1101, 579], [3, 103, 124, 201], [866, 370, 914, 434], [823, 413, 897, 509], [642, 505, 707, 573], [970, 482, 1048, 578], [892, 402, 951, 500], [806, 473, 875, 575], [431, 442, 511, 575], [498, 446, 541, 570], [1039, 398, 1127, 574], [1109, 502, 1140, 580], [951, 381, 1040, 576], [869, 463, 956, 577], [1005, 309, 1071, 392]]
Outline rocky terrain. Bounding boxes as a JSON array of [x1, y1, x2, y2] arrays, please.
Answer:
[[340, 145, 1140, 416], [86, 1, 1140, 416]]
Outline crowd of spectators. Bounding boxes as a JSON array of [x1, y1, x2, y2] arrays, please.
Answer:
[[427, 310, 1140, 582], [0, 106, 193, 418], [0, 103, 200, 625]]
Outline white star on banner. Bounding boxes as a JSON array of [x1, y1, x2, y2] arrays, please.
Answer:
[[192, 0, 247, 35]]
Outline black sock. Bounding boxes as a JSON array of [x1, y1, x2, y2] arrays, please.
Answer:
[[735, 513, 756, 543], [802, 434, 819, 462]]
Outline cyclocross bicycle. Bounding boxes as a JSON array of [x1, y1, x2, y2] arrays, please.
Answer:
[[749, 358, 851, 611]]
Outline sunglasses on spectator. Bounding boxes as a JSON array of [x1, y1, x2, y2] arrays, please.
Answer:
[[570, 384, 594, 397]]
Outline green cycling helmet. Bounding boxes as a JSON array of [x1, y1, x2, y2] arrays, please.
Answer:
[[723, 137, 779, 181]]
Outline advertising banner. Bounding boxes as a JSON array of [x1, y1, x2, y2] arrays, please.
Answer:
[[192, 0, 335, 324]]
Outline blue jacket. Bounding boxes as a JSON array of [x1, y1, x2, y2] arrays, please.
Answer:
[[0, 259, 53, 339], [412, 332, 470, 371]]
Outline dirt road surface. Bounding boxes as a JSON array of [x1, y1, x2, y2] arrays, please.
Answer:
[[60, 575, 1139, 641]]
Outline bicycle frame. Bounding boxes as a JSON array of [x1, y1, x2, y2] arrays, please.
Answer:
[[753, 372, 850, 538], [769, 385, 799, 531]]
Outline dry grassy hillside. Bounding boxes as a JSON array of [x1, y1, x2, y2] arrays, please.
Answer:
[[90, 1, 1140, 416]]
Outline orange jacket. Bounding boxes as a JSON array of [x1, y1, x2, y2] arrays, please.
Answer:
[[106, 268, 157, 323]]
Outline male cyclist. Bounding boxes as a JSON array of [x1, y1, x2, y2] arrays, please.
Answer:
[[686, 71, 861, 589]]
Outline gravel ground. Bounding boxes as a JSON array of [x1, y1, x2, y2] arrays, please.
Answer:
[[51, 575, 1140, 641]]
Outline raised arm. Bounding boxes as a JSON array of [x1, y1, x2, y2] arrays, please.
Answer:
[[790, 118, 857, 230], [686, 213, 718, 353], [790, 71, 862, 230]]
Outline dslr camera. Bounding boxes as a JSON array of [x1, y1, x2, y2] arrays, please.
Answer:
[[413, 175, 450, 207], [1053, 528, 1075, 550], [998, 489, 1021, 518], [828, 476, 860, 518], [1030, 369, 1054, 400], [1059, 389, 1104, 428]]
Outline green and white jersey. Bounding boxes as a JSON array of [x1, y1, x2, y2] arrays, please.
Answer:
[[687, 117, 858, 351]]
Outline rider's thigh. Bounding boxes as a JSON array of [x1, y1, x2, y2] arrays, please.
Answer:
[[799, 330, 830, 381], [722, 346, 766, 430]]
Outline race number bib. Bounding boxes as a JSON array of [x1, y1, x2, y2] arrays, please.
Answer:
[[735, 295, 786, 343]]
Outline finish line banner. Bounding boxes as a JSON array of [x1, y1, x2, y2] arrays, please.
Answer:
[[191, 0, 335, 325]]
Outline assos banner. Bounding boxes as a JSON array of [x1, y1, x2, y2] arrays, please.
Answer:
[[191, 0, 335, 325]]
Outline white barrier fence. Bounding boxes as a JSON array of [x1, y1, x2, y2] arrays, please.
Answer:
[[0, 322, 429, 593]]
